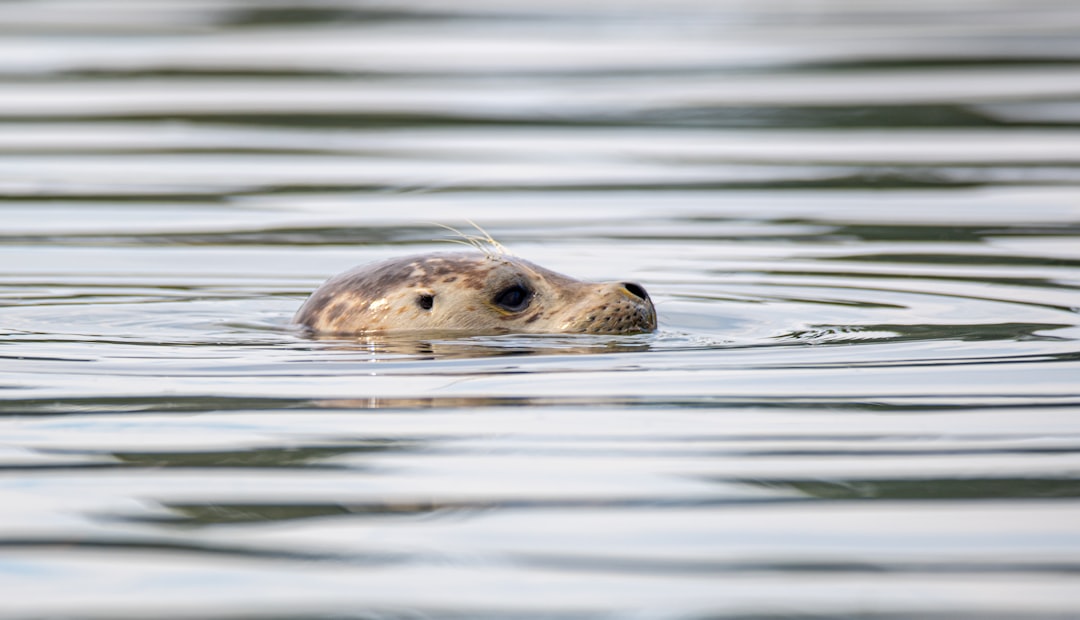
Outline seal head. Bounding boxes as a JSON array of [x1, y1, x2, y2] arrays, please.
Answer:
[[294, 251, 657, 335]]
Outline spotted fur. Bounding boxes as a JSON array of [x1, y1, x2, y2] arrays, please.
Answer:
[[294, 251, 656, 335]]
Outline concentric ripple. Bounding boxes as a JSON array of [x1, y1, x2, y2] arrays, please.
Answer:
[[2, 0, 1080, 618]]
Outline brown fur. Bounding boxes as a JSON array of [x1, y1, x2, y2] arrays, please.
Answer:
[[294, 251, 656, 335]]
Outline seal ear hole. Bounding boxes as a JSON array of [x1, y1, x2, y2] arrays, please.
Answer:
[[417, 294, 434, 310], [494, 284, 532, 312]]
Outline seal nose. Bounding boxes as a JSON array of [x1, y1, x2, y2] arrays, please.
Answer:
[[621, 282, 650, 302]]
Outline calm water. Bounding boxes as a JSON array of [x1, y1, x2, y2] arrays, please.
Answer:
[[3, 1, 1080, 618]]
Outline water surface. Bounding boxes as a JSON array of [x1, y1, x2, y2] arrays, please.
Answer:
[[2, 1, 1080, 618]]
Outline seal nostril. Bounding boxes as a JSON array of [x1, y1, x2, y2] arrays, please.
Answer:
[[622, 282, 649, 301]]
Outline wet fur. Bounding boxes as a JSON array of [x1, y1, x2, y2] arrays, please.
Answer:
[[294, 252, 656, 335]]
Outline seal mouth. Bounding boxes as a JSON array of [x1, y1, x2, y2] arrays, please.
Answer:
[[630, 301, 659, 333]]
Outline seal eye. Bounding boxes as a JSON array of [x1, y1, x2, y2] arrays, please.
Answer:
[[417, 294, 434, 310], [493, 284, 532, 312]]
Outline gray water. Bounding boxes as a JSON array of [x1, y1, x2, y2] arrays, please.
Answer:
[[3, 1, 1080, 618]]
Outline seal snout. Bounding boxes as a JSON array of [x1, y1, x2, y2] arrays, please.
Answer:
[[603, 281, 656, 333]]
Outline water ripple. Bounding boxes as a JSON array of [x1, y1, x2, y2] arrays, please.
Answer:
[[2, 0, 1080, 617]]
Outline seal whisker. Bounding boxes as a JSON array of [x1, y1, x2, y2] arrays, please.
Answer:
[[430, 222, 506, 259], [465, 219, 510, 256], [429, 222, 488, 256], [431, 237, 490, 253]]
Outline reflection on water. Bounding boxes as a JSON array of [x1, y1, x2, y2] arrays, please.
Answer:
[[2, 0, 1080, 618], [307, 332, 656, 360]]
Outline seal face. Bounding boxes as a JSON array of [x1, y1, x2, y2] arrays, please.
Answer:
[[293, 251, 657, 335]]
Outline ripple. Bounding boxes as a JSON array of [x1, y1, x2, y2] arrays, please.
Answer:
[[3, 0, 1080, 617]]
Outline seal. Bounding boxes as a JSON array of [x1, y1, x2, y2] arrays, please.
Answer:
[[293, 251, 657, 335]]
